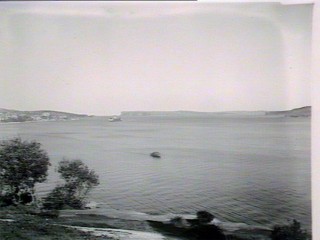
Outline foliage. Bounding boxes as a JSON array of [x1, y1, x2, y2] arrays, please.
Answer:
[[271, 219, 310, 240], [57, 159, 99, 193], [43, 159, 99, 210], [42, 186, 66, 210], [0, 138, 50, 205]]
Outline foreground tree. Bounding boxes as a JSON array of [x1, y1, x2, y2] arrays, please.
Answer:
[[0, 138, 50, 205], [43, 159, 99, 210]]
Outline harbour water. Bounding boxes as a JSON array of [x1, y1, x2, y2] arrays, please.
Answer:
[[0, 115, 311, 232]]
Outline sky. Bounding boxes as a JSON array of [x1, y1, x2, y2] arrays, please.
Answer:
[[0, 2, 313, 115]]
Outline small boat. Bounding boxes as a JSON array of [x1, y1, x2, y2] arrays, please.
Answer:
[[150, 152, 161, 158], [108, 116, 121, 122]]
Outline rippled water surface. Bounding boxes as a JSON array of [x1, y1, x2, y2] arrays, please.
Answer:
[[0, 115, 311, 230]]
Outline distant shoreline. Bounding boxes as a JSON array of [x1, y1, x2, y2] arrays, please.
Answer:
[[121, 106, 311, 118], [0, 118, 85, 125], [0, 113, 311, 125], [0, 106, 311, 124]]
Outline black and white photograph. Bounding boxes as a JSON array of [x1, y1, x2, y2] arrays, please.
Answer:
[[0, 1, 314, 240]]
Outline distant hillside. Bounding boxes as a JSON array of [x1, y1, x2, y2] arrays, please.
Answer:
[[0, 109, 91, 123], [121, 111, 211, 117], [121, 107, 311, 118], [0, 108, 16, 113], [121, 110, 264, 117], [265, 106, 311, 117]]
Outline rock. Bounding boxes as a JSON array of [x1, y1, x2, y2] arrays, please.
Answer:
[[196, 211, 214, 224], [148, 219, 226, 240], [150, 152, 161, 158]]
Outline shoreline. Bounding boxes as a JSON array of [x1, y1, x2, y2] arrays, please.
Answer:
[[59, 224, 170, 240], [56, 209, 273, 240], [0, 118, 87, 125]]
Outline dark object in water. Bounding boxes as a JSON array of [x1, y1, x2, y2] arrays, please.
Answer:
[[150, 152, 161, 158]]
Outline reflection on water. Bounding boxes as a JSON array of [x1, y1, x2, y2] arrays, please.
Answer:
[[0, 116, 311, 230]]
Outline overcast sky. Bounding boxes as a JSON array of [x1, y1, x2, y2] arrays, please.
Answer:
[[0, 2, 312, 115]]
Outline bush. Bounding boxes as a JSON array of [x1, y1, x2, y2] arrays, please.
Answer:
[[0, 193, 16, 207], [38, 209, 60, 218], [271, 219, 310, 240], [42, 186, 65, 210]]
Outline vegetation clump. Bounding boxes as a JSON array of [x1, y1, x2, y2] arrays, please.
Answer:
[[43, 159, 99, 210], [271, 219, 310, 240], [0, 138, 50, 206], [0, 138, 102, 239], [0, 138, 99, 211]]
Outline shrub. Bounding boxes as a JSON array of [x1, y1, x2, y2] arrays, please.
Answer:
[[271, 219, 310, 240], [42, 186, 65, 210]]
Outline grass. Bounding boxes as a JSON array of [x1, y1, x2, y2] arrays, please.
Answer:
[[0, 206, 111, 240]]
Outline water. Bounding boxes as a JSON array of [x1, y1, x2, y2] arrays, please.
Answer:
[[0, 115, 311, 231]]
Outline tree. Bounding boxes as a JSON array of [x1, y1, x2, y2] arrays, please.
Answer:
[[43, 159, 99, 209], [271, 219, 310, 240], [0, 138, 50, 205]]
